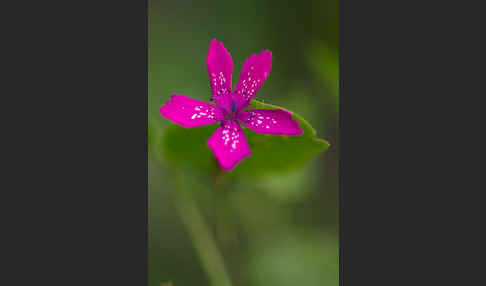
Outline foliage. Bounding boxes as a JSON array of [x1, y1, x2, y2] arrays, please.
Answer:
[[161, 100, 329, 177]]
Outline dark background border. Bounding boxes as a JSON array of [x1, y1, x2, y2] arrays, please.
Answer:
[[3, 0, 148, 285]]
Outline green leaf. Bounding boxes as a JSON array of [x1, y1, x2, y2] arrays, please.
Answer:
[[161, 99, 329, 176]]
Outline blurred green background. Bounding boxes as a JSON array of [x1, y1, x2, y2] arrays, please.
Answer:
[[148, 0, 339, 285]]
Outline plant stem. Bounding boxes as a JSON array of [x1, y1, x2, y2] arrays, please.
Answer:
[[170, 170, 233, 286]]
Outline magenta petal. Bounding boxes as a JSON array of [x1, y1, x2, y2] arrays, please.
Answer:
[[207, 120, 250, 171], [236, 109, 302, 135], [207, 39, 233, 111], [232, 50, 272, 111], [160, 94, 224, 128]]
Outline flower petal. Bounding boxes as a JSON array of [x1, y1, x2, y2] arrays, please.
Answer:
[[232, 50, 272, 112], [236, 109, 302, 135], [160, 94, 224, 128], [207, 120, 250, 171], [207, 39, 233, 111]]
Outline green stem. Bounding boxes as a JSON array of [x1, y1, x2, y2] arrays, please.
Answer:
[[170, 171, 233, 286]]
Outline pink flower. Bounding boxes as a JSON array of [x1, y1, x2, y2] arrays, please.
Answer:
[[160, 39, 302, 171]]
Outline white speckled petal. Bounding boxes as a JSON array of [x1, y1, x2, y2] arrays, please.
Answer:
[[206, 39, 233, 112], [160, 94, 223, 128], [207, 120, 250, 171], [232, 50, 272, 112], [236, 109, 302, 135]]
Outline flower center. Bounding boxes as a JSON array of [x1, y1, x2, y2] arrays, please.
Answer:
[[224, 102, 238, 120]]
